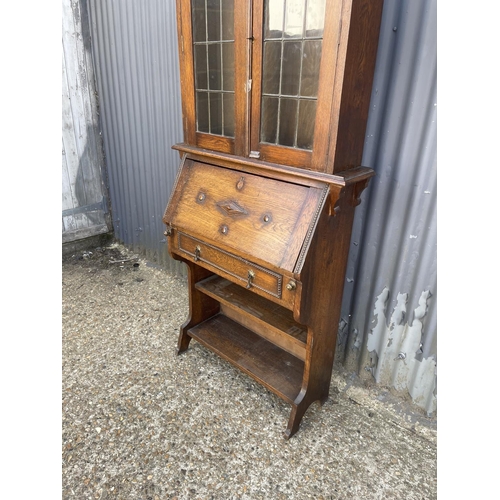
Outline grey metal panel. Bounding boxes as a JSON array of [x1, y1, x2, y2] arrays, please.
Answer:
[[62, 0, 111, 243], [88, 0, 185, 274], [88, 0, 437, 413], [339, 0, 437, 414]]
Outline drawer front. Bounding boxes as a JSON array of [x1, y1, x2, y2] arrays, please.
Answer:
[[177, 232, 282, 299]]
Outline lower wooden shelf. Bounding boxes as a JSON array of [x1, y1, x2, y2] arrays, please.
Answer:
[[188, 313, 304, 404]]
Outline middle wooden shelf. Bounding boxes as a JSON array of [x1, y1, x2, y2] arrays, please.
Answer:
[[195, 275, 308, 361]]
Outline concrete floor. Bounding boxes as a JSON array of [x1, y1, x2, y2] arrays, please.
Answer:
[[62, 242, 437, 499]]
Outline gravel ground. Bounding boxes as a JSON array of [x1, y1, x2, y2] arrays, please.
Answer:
[[62, 242, 437, 499]]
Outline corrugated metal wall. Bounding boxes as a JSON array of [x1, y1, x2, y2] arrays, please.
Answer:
[[87, 0, 184, 275], [87, 0, 437, 414], [340, 0, 437, 415], [62, 0, 111, 244]]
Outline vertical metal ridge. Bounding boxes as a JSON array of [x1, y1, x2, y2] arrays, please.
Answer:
[[340, 0, 437, 414], [88, 0, 185, 273]]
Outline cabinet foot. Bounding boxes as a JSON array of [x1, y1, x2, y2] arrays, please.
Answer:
[[177, 328, 192, 354], [284, 391, 329, 439], [284, 400, 310, 439]]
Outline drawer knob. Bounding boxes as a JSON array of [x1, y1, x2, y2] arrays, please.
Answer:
[[194, 245, 201, 261], [246, 270, 255, 289], [286, 280, 296, 291]]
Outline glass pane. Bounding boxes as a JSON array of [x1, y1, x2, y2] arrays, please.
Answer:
[[223, 93, 235, 137], [222, 43, 234, 91], [260, 0, 325, 150], [221, 0, 234, 40], [278, 98, 298, 146], [207, 0, 221, 41], [265, 0, 285, 39], [208, 44, 222, 90], [261, 96, 279, 143], [305, 0, 326, 38], [196, 92, 209, 132], [193, 0, 234, 139], [210, 93, 223, 135], [192, 0, 207, 43], [297, 100, 316, 149], [262, 41, 281, 95], [194, 44, 208, 90], [300, 40, 322, 97], [284, 0, 305, 38], [281, 41, 301, 96]]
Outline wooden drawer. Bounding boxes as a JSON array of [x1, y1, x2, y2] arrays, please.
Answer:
[[177, 232, 283, 299]]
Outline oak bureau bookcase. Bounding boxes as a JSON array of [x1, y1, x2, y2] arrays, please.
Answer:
[[163, 0, 383, 438]]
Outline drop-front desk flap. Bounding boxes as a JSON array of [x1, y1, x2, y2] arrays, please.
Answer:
[[163, 156, 330, 309]]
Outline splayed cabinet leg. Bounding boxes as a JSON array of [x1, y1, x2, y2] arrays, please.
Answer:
[[177, 259, 220, 355], [285, 399, 311, 439]]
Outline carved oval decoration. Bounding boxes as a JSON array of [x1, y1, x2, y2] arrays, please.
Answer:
[[236, 177, 245, 190]]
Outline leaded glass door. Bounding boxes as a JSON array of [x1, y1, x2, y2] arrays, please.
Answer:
[[250, 0, 343, 170], [177, 0, 344, 171], [177, 0, 248, 155]]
